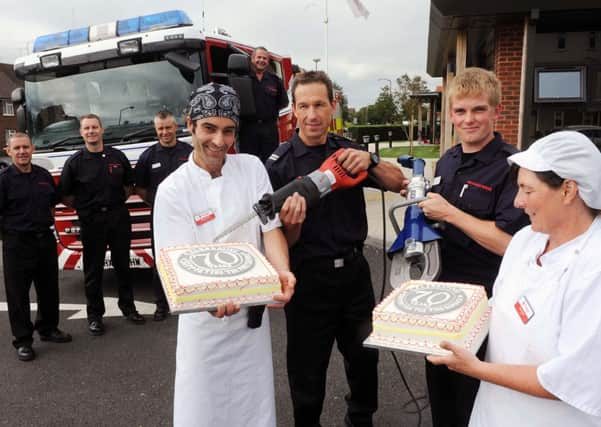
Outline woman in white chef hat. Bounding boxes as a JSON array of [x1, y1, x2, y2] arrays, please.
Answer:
[[428, 131, 601, 427]]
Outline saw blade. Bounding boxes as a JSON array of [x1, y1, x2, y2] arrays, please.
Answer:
[[212, 210, 259, 243]]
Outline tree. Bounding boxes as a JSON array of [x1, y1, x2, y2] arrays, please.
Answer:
[[371, 85, 397, 124], [394, 74, 429, 123]]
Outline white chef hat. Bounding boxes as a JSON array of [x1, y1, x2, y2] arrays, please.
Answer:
[[507, 131, 601, 209]]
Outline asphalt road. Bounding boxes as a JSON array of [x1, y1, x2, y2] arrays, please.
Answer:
[[0, 244, 433, 427]]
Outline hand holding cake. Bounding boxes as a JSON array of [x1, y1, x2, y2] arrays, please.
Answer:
[[268, 270, 296, 308], [426, 340, 483, 377]]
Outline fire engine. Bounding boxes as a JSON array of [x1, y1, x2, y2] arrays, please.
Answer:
[[10, 9, 295, 270]]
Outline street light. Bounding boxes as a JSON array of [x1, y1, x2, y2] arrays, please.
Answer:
[[312, 58, 321, 70], [118, 106, 134, 125]]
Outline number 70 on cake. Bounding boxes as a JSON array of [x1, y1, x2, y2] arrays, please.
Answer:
[[156, 242, 283, 313], [363, 280, 491, 356]]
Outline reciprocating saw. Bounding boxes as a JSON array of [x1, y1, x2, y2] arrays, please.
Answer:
[[212, 148, 368, 242]]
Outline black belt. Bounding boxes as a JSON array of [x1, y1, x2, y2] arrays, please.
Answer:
[[300, 246, 363, 270]]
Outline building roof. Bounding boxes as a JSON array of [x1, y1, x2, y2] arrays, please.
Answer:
[[427, 1, 601, 77], [0, 63, 20, 99], [430, 0, 601, 16]]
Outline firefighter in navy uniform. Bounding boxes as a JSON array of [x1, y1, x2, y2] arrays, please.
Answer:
[[0, 133, 71, 362], [238, 46, 288, 163], [134, 110, 192, 321], [266, 71, 407, 427], [417, 68, 529, 427], [60, 114, 145, 336]]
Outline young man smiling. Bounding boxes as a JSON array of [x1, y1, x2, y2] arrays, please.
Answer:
[[417, 67, 529, 427], [153, 83, 295, 427]]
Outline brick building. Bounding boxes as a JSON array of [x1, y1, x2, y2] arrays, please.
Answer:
[[0, 63, 19, 149], [427, 1, 601, 151]]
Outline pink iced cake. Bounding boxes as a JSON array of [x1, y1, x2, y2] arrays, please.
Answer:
[[157, 242, 281, 313], [364, 280, 491, 355]]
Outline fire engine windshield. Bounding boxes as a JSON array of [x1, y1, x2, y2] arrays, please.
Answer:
[[24, 60, 198, 149]]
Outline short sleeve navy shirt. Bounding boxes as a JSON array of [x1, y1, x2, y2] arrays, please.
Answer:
[[134, 140, 192, 206], [431, 132, 529, 292], [0, 164, 58, 232], [266, 132, 376, 266], [252, 72, 289, 121], [60, 145, 134, 218]]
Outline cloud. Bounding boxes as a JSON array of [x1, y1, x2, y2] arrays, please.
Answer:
[[0, 0, 440, 106]]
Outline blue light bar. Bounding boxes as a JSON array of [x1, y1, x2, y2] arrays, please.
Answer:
[[32, 10, 192, 53], [139, 10, 192, 33], [33, 31, 69, 53], [68, 27, 89, 45], [117, 17, 140, 36]]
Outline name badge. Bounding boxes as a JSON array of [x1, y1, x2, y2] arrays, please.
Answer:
[[152, 162, 161, 169], [514, 296, 535, 324], [194, 210, 215, 226]]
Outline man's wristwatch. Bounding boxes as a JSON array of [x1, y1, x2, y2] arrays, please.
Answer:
[[368, 152, 380, 169]]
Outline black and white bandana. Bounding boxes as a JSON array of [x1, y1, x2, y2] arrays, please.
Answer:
[[187, 83, 240, 126]]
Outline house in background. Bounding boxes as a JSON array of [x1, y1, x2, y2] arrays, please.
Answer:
[[0, 63, 19, 149], [426, 1, 601, 152]]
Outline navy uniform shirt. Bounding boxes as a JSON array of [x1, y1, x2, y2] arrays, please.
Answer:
[[0, 164, 58, 232], [431, 132, 529, 292], [60, 146, 134, 218], [266, 132, 377, 267], [134, 140, 192, 206], [252, 71, 288, 121]]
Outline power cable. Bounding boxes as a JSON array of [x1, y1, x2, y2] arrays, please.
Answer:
[[375, 146, 429, 427]]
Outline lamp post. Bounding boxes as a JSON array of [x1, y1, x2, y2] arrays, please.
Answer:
[[118, 106, 134, 125], [313, 58, 321, 70]]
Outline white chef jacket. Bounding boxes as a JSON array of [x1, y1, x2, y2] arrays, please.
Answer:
[[153, 153, 281, 427], [469, 217, 601, 427]]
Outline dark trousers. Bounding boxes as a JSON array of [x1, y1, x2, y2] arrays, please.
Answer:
[[426, 340, 488, 427], [150, 222, 168, 311], [238, 120, 279, 163], [286, 252, 378, 427], [79, 206, 136, 321], [2, 230, 59, 348]]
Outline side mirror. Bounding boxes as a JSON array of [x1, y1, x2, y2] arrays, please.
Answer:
[[164, 52, 201, 72], [11, 87, 25, 105], [15, 106, 27, 132], [11, 88, 27, 132]]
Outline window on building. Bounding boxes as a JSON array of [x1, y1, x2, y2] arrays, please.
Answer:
[[2, 100, 14, 116]]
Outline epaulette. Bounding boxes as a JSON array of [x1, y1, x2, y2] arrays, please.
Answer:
[[500, 143, 519, 156], [266, 141, 292, 165]]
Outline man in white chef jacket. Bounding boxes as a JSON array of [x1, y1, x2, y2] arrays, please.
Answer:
[[153, 82, 295, 427]]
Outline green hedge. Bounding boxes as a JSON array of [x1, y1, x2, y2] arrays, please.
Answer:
[[347, 125, 408, 145]]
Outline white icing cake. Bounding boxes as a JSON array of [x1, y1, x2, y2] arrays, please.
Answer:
[[157, 242, 281, 313], [364, 280, 490, 355]]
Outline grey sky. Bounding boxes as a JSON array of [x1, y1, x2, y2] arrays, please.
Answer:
[[0, 0, 438, 108]]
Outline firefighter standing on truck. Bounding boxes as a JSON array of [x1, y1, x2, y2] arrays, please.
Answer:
[[0, 133, 72, 362], [238, 46, 288, 163], [134, 110, 192, 321], [60, 114, 145, 336], [266, 71, 407, 427]]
